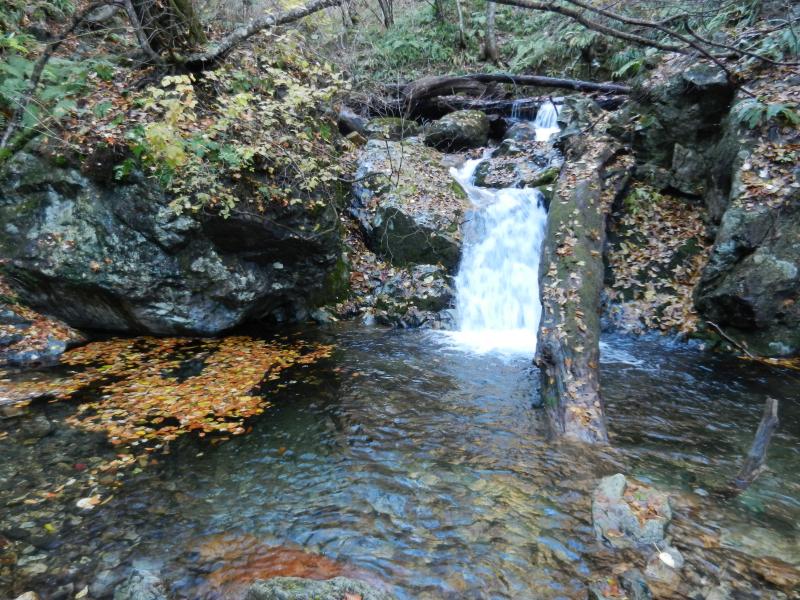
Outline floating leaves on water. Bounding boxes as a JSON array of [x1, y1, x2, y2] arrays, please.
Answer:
[[0, 336, 332, 449]]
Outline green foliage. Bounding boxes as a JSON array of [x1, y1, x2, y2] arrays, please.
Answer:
[[364, 10, 464, 79], [90, 33, 348, 218], [610, 48, 658, 80], [732, 98, 800, 129], [0, 50, 116, 149]]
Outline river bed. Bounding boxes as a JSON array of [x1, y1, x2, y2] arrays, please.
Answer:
[[0, 325, 798, 599]]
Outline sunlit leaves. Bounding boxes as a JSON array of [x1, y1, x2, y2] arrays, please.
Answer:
[[0, 336, 332, 448]]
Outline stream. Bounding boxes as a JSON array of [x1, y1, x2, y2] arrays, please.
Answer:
[[1, 106, 799, 599], [1, 327, 799, 598]]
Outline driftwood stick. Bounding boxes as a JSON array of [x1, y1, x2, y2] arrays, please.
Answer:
[[727, 398, 779, 494], [706, 320, 756, 359]]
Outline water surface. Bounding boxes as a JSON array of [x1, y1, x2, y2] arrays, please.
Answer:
[[1, 326, 798, 599]]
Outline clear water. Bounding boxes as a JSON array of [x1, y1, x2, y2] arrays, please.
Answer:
[[1, 327, 798, 599]]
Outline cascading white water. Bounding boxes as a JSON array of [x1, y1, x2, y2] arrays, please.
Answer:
[[446, 103, 559, 355], [532, 100, 560, 142]]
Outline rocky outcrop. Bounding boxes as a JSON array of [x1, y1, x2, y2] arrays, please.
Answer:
[[613, 64, 737, 199], [351, 138, 470, 272], [695, 194, 800, 356], [424, 110, 489, 150], [0, 151, 348, 335], [245, 576, 393, 600], [694, 86, 799, 356], [601, 63, 800, 356], [473, 138, 562, 192]]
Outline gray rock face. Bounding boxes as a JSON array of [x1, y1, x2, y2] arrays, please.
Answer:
[[245, 576, 394, 600], [113, 569, 167, 600], [352, 139, 470, 272], [610, 65, 736, 199], [424, 110, 490, 150], [0, 152, 347, 334], [695, 199, 800, 356], [592, 474, 672, 549]]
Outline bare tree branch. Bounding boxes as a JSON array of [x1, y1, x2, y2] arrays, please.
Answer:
[[489, 0, 686, 53], [183, 0, 343, 69]]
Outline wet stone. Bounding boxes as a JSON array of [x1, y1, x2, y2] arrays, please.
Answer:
[[113, 568, 167, 600], [592, 474, 671, 549], [245, 576, 394, 600]]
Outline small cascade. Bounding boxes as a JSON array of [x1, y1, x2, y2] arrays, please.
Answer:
[[447, 103, 560, 355], [532, 100, 560, 142], [510, 99, 523, 121]]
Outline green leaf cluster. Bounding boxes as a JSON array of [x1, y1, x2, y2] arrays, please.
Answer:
[[732, 98, 800, 129], [100, 33, 348, 218]]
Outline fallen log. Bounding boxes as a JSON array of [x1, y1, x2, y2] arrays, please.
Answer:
[[536, 132, 631, 444], [401, 73, 630, 112], [362, 74, 630, 119]]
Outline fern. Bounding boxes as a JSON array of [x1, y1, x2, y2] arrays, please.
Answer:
[[732, 98, 800, 129]]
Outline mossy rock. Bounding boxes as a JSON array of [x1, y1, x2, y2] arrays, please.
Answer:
[[364, 117, 420, 141], [424, 110, 489, 151]]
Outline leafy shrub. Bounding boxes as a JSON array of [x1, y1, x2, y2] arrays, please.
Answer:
[[732, 98, 800, 129], [72, 33, 348, 218]]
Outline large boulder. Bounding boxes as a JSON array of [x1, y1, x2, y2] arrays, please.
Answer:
[[473, 139, 563, 191], [608, 64, 737, 198], [351, 139, 471, 272], [695, 199, 800, 356], [424, 110, 490, 150], [0, 151, 348, 335], [245, 576, 394, 600]]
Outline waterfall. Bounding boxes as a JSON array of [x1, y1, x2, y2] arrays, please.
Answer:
[[446, 104, 559, 355], [533, 100, 560, 142]]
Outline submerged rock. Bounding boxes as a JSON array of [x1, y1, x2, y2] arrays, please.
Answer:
[[592, 474, 672, 548], [245, 576, 393, 600], [473, 139, 562, 191], [645, 545, 684, 584], [351, 139, 470, 271], [0, 151, 347, 335], [424, 110, 489, 150], [113, 569, 167, 600]]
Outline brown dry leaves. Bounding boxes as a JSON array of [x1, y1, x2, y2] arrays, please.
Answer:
[[0, 336, 332, 448], [0, 274, 84, 366], [606, 184, 709, 335], [735, 66, 800, 213]]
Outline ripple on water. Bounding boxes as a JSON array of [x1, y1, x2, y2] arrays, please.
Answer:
[[0, 325, 798, 598]]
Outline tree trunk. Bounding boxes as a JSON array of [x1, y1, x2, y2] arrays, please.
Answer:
[[340, 0, 354, 28], [455, 0, 467, 49], [131, 0, 206, 55], [433, 0, 445, 22], [536, 138, 630, 444], [377, 0, 394, 28], [483, 2, 500, 63]]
